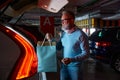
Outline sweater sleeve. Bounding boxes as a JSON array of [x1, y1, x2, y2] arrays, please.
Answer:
[[71, 33, 90, 62]]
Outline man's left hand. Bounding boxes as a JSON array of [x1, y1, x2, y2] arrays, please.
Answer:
[[61, 58, 71, 65]]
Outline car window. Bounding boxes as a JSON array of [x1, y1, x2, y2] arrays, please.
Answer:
[[100, 29, 115, 40], [89, 30, 101, 40], [89, 28, 117, 41]]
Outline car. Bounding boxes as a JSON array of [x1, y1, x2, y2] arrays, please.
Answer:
[[89, 27, 120, 73], [0, 24, 38, 80]]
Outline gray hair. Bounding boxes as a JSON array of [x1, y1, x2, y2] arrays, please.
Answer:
[[62, 10, 75, 19]]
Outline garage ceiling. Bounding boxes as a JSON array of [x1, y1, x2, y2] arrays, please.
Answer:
[[0, 0, 120, 26]]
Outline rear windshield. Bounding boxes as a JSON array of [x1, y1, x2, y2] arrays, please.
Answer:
[[89, 28, 117, 41]]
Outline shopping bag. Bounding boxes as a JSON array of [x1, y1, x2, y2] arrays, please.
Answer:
[[36, 40, 57, 72]]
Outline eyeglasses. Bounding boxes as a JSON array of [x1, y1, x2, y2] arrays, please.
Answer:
[[61, 18, 73, 22]]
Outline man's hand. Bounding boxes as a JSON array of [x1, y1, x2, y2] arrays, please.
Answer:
[[61, 58, 71, 65], [46, 33, 53, 41]]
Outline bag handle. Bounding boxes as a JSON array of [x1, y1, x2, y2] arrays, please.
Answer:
[[41, 34, 52, 46]]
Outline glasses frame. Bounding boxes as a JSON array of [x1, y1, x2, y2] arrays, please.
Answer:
[[61, 18, 73, 22]]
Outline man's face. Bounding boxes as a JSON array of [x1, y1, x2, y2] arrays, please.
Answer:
[[61, 13, 74, 30]]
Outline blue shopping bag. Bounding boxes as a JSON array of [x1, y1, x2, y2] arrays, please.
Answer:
[[36, 40, 57, 72]]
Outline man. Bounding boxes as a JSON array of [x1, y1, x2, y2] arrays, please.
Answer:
[[46, 10, 90, 80]]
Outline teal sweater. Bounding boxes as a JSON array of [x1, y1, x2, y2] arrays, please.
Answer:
[[57, 28, 90, 66]]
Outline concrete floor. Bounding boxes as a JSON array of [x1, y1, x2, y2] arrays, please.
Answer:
[[29, 58, 120, 80], [83, 58, 120, 80]]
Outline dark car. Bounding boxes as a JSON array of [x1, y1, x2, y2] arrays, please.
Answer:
[[0, 24, 38, 80], [89, 27, 120, 73]]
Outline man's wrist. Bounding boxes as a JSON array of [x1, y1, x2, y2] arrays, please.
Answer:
[[70, 58, 76, 62]]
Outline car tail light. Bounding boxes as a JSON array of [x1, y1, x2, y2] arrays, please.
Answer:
[[95, 41, 111, 47], [0, 24, 38, 80]]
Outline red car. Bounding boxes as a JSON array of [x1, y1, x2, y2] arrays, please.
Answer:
[[0, 24, 38, 80]]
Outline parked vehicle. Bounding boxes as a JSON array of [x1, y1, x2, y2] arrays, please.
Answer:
[[0, 24, 38, 80], [89, 27, 120, 73]]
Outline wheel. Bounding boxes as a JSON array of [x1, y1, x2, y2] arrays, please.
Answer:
[[112, 55, 120, 73]]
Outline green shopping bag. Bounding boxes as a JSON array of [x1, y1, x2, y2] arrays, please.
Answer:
[[36, 40, 57, 72]]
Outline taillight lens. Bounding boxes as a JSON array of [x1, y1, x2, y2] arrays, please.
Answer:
[[95, 41, 111, 47], [15, 34, 38, 79]]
